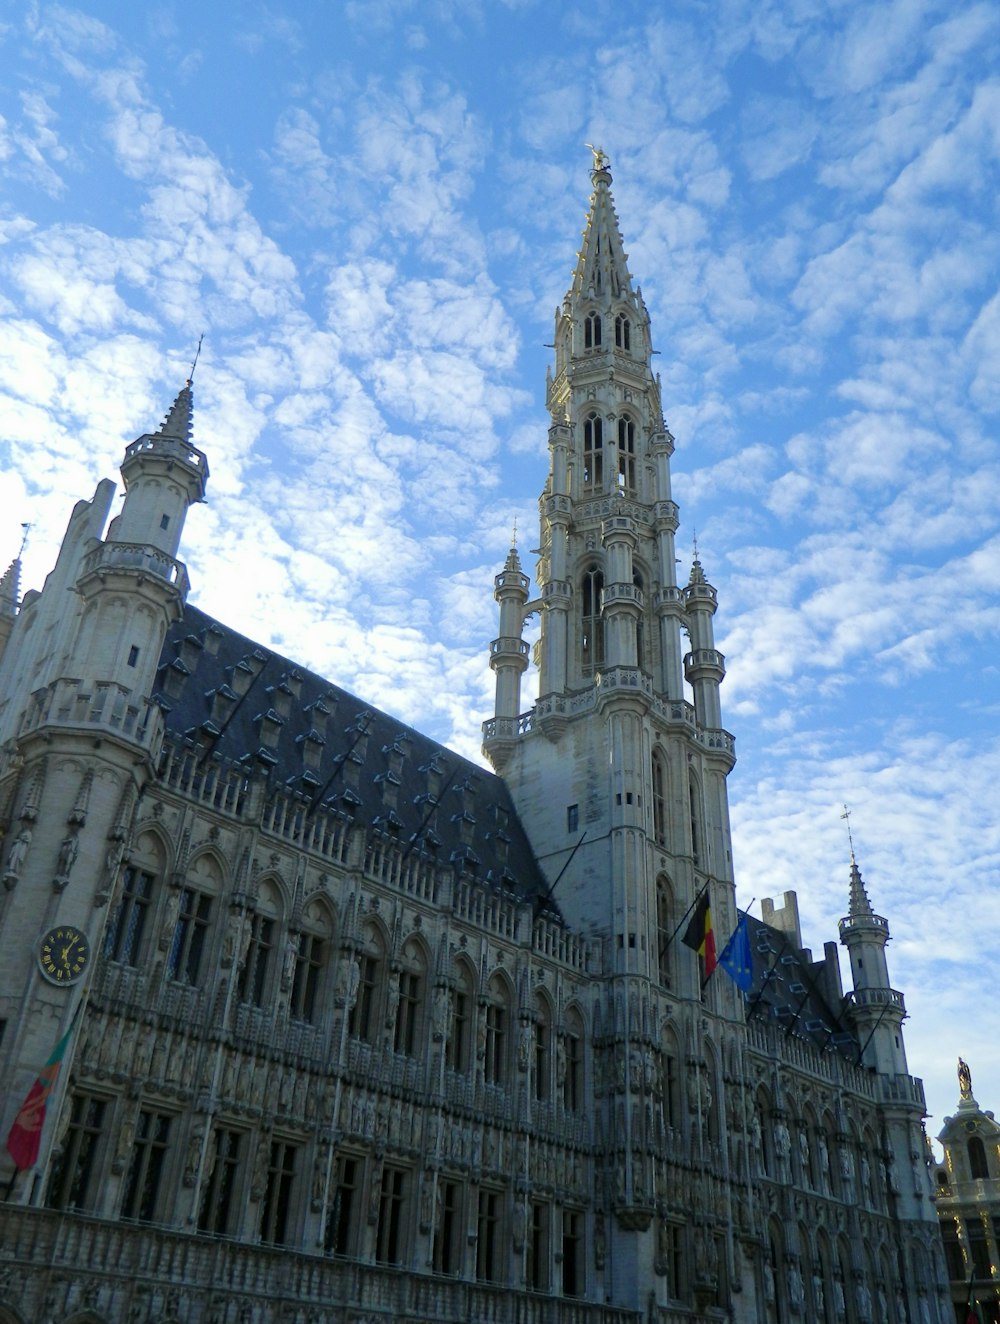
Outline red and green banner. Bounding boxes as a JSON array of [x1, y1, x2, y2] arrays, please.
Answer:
[[5, 1010, 79, 1172], [682, 890, 717, 976]]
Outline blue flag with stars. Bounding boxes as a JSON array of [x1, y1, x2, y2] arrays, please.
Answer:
[[719, 914, 753, 992]]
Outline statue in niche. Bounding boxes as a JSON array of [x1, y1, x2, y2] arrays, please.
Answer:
[[184, 1125, 204, 1186], [788, 1263, 804, 1312], [54, 832, 79, 887], [3, 825, 32, 886]]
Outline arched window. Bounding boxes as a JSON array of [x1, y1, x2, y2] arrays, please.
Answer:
[[446, 961, 475, 1073], [393, 936, 426, 1056], [615, 314, 631, 351], [969, 1135, 989, 1179], [167, 852, 222, 987], [349, 924, 385, 1043], [583, 412, 603, 490], [239, 879, 282, 1007], [652, 751, 667, 848], [105, 831, 163, 967], [290, 897, 333, 1023], [582, 566, 604, 673], [688, 776, 702, 870], [584, 311, 602, 349], [483, 974, 511, 1086], [656, 875, 672, 987], [617, 416, 636, 492], [534, 993, 552, 1102], [563, 1007, 585, 1112]]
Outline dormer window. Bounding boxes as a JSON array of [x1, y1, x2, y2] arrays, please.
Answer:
[[583, 413, 603, 491], [615, 314, 631, 351], [584, 312, 602, 349]]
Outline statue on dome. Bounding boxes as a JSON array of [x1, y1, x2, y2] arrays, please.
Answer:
[[958, 1057, 973, 1100]]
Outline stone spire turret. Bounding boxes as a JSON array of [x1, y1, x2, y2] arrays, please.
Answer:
[[486, 539, 530, 771], [839, 853, 909, 1075]]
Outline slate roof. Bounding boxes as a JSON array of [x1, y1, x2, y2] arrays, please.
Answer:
[[744, 914, 860, 1062], [153, 604, 554, 911]]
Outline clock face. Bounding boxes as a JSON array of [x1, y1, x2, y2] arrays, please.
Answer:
[[38, 925, 91, 985]]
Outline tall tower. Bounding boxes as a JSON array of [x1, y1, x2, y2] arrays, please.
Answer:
[[0, 382, 207, 1195], [483, 152, 740, 1306], [483, 152, 736, 958]]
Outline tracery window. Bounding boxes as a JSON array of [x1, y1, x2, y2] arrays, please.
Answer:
[[652, 752, 668, 849], [446, 962, 474, 1072], [290, 898, 332, 1023], [375, 1165, 408, 1265], [104, 864, 155, 966], [349, 925, 385, 1043], [583, 412, 603, 490], [533, 994, 553, 1103], [199, 1127, 243, 1234], [122, 1108, 172, 1222], [581, 566, 604, 673], [615, 314, 631, 350], [258, 1139, 297, 1245], [483, 975, 511, 1086], [656, 875, 672, 987], [46, 1092, 107, 1212], [563, 1007, 585, 1112], [584, 311, 602, 349], [393, 938, 426, 1056], [239, 881, 281, 1008], [617, 415, 636, 492]]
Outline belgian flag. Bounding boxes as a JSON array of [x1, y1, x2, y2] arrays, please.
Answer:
[[681, 891, 717, 976]]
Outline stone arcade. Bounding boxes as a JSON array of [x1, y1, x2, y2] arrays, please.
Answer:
[[0, 159, 950, 1324]]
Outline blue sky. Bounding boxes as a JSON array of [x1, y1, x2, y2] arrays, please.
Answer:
[[1, 0, 998, 1134]]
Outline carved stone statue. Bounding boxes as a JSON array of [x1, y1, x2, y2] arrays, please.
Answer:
[[54, 832, 79, 887], [3, 825, 32, 886], [958, 1056, 973, 1100]]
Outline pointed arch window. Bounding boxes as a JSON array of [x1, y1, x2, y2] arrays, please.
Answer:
[[349, 925, 385, 1043], [615, 314, 631, 351], [291, 898, 333, 1024], [584, 311, 602, 349], [533, 996, 552, 1103], [446, 963, 474, 1073], [689, 777, 702, 870], [583, 413, 603, 490], [563, 1008, 585, 1112], [652, 753, 667, 849], [617, 416, 636, 493], [581, 566, 604, 673], [393, 937, 426, 1056], [483, 975, 511, 1086], [656, 875, 672, 988]]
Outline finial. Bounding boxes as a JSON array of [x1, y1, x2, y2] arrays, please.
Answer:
[[585, 143, 610, 174], [840, 804, 856, 864], [958, 1056, 973, 1101], [18, 523, 30, 559], [512, 516, 518, 549], [692, 527, 699, 562], [188, 333, 204, 384]]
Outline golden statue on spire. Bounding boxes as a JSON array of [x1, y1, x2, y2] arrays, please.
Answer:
[[585, 143, 609, 172]]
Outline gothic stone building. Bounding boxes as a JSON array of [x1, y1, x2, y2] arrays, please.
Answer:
[[932, 1061, 1000, 1324], [0, 160, 951, 1324]]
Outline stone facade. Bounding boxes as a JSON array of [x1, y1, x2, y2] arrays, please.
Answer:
[[0, 160, 952, 1324], [933, 1061, 1000, 1324]]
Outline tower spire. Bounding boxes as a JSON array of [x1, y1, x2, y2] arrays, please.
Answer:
[[155, 378, 195, 445]]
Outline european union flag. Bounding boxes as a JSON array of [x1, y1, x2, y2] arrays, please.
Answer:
[[719, 914, 753, 992]]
